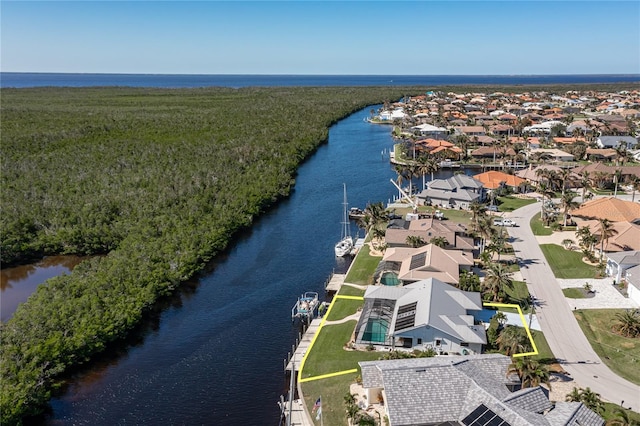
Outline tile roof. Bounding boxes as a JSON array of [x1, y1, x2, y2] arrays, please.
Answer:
[[475, 171, 526, 189], [571, 197, 640, 223]]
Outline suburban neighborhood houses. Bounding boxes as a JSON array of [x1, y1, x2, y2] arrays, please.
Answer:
[[297, 88, 640, 426]]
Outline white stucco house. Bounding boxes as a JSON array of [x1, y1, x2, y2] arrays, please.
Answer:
[[624, 264, 640, 306], [605, 250, 640, 283]]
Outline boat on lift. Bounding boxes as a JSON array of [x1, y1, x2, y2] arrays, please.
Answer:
[[291, 291, 319, 322]]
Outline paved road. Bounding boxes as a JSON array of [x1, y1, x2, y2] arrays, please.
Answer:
[[506, 202, 640, 410]]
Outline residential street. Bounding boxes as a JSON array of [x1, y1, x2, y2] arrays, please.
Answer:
[[506, 202, 640, 410]]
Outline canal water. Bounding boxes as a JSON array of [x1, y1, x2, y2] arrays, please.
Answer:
[[1, 256, 86, 322], [44, 107, 461, 424]]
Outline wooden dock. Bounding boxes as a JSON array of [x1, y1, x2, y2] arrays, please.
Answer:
[[325, 273, 346, 292], [285, 318, 322, 372]]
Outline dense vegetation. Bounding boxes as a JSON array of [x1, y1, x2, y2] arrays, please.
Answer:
[[2, 82, 636, 424], [0, 86, 417, 424]]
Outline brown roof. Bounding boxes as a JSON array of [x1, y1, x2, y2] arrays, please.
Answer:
[[581, 220, 640, 251], [382, 244, 474, 284], [474, 170, 526, 189], [571, 197, 640, 223]]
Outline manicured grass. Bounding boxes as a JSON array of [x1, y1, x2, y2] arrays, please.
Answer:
[[505, 280, 531, 310], [301, 374, 358, 426], [326, 298, 363, 321], [345, 244, 380, 285], [530, 212, 553, 236], [497, 196, 536, 212], [562, 288, 587, 299], [531, 330, 556, 364], [393, 206, 474, 225], [301, 321, 381, 379], [338, 284, 366, 297], [602, 403, 640, 424], [574, 309, 640, 385], [540, 244, 598, 279]]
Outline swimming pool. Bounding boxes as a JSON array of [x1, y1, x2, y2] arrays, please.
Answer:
[[362, 318, 389, 343], [380, 271, 401, 286]]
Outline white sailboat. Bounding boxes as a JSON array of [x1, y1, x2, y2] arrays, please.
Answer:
[[334, 183, 354, 257]]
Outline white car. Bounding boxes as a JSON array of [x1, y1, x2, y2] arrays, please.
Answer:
[[493, 218, 516, 227]]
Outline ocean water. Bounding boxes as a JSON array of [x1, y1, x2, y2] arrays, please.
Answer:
[[1, 72, 639, 88]]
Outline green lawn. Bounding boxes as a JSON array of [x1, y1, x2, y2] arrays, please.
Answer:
[[531, 330, 556, 364], [530, 212, 553, 236], [574, 309, 640, 385], [540, 244, 598, 279], [301, 321, 380, 379], [338, 285, 366, 297], [562, 288, 587, 299], [326, 298, 363, 321], [301, 374, 358, 426], [345, 244, 380, 285], [497, 196, 536, 212]]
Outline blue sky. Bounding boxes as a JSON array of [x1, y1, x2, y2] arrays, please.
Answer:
[[1, 1, 639, 75]]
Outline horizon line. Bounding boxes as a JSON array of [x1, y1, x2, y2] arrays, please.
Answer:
[[2, 72, 640, 77]]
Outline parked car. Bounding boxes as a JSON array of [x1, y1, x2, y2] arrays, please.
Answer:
[[434, 210, 444, 220], [493, 218, 516, 227], [488, 205, 499, 212]]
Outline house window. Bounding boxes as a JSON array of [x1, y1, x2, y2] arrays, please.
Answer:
[[460, 342, 469, 347], [417, 338, 422, 345], [435, 339, 442, 346]]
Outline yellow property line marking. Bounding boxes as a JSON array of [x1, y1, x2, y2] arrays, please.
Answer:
[[298, 295, 363, 382], [298, 298, 538, 383], [483, 302, 539, 357]]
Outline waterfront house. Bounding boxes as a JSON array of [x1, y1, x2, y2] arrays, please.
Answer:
[[474, 170, 527, 193], [416, 174, 486, 209], [411, 123, 449, 139], [379, 244, 474, 286], [527, 148, 575, 162], [358, 354, 605, 426], [353, 278, 486, 353], [605, 250, 640, 283], [580, 220, 640, 253], [384, 217, 475, 252]]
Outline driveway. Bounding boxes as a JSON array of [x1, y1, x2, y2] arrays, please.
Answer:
[[506, 202, 640, 410]]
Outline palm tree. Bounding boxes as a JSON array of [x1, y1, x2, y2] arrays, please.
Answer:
[[559, 190, 580, 227], [496, 326, 530, 356], [580, 171, 593, 201], [483, 263, 514, 302], [429, 236, 448, 248], [416, 154, 440, 190], [394, 164, 409, 199], [613, 309, 640, 338], [628, 175, 640, 203], [607, 407, 639, 426], [613, 168, 623, 198], [565, 387, 604, 414], [406, 235, 426, 248], [507, 358, 551, 389], [562, 238, 574, 250], [598, 218, 617, 262], [469, 201, 488, 232], [360, 202, 388, 234]]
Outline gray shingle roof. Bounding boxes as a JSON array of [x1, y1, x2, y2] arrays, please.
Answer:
[[358, 355, 605, 426]]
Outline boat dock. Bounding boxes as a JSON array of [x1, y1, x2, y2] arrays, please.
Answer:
[[325, 273, 346, 292], [284, 317, 322, 373]]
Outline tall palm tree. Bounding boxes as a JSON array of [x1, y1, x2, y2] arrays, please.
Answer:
[[469, 201, 488, 232], [613, 168, 623, 198], [598, 218, 617, 262], [607, 407, 639, 426], [483, 263, 514, 302], [394, 164, 409, 199], [628, 175, 640, 203], [580, 171, 593, 201], [559, 191, 580, 227], [416, 154, 440, 190]]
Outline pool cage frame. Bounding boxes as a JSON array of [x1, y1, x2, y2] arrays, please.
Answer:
[[354, 297, 396, 346]]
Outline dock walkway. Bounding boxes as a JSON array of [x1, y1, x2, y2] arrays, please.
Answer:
[[285, 318, 322, 373], [325, 273, 346, 292]]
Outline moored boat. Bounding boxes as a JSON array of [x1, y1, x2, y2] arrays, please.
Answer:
[[335, 183, 354, 257], [291, 291, 319, 322]]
